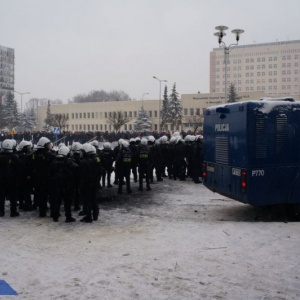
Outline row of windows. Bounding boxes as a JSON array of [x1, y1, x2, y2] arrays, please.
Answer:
[[215, 76, 300, 85], [213, 84, 300, 93], [71, 111, 158, 120], [215, 62, 300, 72], [215, 55, 300, 65], [70, 123, 159, 132], [70, 108, 203, 120]]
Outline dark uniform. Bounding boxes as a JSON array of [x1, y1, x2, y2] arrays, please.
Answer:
[[50, 154, 79, 222], [17, 145, 33, 211], [30, 146, 55, 217], [0, 150, 21, 217], [80, 149, 102, 222], [101, 146, 115, 188], [137, 143, 152, 191], [115, 146, 132, 194], [129, 140, 138, 183]]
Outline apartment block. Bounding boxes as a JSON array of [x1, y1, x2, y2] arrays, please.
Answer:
[[0, 44, 15, 103], [210, 40, 300, 99]]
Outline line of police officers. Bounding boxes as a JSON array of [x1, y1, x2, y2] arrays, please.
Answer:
[[0, 133, 203, 223]]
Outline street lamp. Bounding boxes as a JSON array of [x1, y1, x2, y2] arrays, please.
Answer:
[[14, 90, 30, 113], [214, 25, 244, 102], [141, 92, 149, 109], [153, 76, 167, 131]]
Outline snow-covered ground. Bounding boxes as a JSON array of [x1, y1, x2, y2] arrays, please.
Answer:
[[0, 178, 299, 300]]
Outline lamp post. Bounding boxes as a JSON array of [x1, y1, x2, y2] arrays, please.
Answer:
[[214, 26, 244, 102], [14, 90, 30, 113], [153, 76, 167, 132], [141, 92, 149, 109]]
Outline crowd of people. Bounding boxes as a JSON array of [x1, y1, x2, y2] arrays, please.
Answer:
[[0, 133, 204, 223], [0, 130, 172, 145]]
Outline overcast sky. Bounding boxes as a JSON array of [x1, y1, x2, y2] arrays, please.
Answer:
[[1, 0, 300, 105]]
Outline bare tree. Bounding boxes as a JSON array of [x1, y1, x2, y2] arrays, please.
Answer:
[[185, 114, 204, 134], [106, 111, 131, 132], [50, 113, 69, 131]]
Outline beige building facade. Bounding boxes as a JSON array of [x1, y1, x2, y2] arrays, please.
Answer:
[[37, 91, 266, 133], [210, 40, 300, 99]]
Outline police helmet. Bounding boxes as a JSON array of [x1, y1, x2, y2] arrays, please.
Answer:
[[141, 138, 148, 145], [18, 140, 32, 151], [129, 138, 135, 144], [71, 142, 82, 152], [58, 142, 66, 149], [58, 145, 70, 157], [103, 142, 111, 149], [81, 143, 95, 154], [1, 139, 14, 152], [170, 137, 177, 143], [189, 135, 196, 142], [148, 136, 155, 143], [122, 141, 129, 148], [37, 137, 51, 149], [91, 140, 99, 148], [160, 136, 168, 143], [184, 135, 191, 142]]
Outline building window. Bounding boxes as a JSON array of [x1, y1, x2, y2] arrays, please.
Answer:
[[83, 125, 86, 130], [282, 56, 286, 60], [105, 112, 107, 118], [71, 113, 74, 119], [79, 113, 82, 118], [129, 111, 132, 117], [92, 113, 94, 118], [269, 57, 272, 61], [269, 64, 272, 69], [196, 108, 200, 115], [134, 111, 137, 117], [75, 125, 78, 130], [105, 125, 107, 130], [129, 124, 132, 130], [184, 108, 188, 115], [154, 111, 157, 117], [96, 124, 98, 130], [190, 108, 194, 115], [257, 58, 261, 62], [273, 64, 277, 68], [149, 111, 152, 117]]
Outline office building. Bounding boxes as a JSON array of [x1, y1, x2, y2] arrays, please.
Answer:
[[210, 40, 300, 99]]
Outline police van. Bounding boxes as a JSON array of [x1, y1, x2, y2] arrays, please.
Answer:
[[202, 98, 300, 206]]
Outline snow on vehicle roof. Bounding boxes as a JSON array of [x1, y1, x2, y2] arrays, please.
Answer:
[[207, 98, 299, 115]]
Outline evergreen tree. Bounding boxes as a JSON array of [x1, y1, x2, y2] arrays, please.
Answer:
[[161, 85, 170, 130], [2, 92, 20, 130], [169, 83, 183, 131], [44, 100, 52, 131], [227, 83, 240, 103], [134, 107, 152, 132], [21, 107, 37, 131]]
